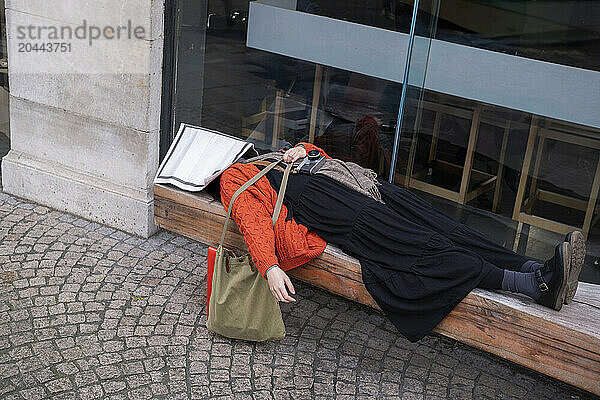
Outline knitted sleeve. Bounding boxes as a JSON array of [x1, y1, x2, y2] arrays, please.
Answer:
[[274, 214, 326, 269], [220, 166, 279, 278]]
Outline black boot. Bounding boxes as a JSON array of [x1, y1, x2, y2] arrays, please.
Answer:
[[535, 242, 570, 311], [563, 231, 585, 304]]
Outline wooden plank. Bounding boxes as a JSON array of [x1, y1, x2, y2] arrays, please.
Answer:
[[434, 159, 494, 181], [582, 159, 600, 239], [272, 90, 284, 148], [408, 179, 461, 203], [429, 112, 441, 162], [574, 283, 600, 308], [411, 168, 429, 180], [513, 221, 524, 252], [540, 128, 600, 149], [458, 104, 482, 204], [493, 120, 511, 212], [513, 116, 539, 220], [465, 176, 497, 203], [517, 212, 580, 236], [522, 189, 539, 214], [529, 135, 545, 199], [480, 112, 529, 131], [289, 263, 378, 308], [154, 183, 600, 395], [242, 111, 267, 127], [545, 119, 600, 139], [419, 100, 473, 120], [154, 184, 214, 210], [308, 65, 323, 144], [318, 68, 330, 138], [538, 189, 589, 212], [405, 130, 419, 188]]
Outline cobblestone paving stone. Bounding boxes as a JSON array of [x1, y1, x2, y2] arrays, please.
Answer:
[[0, 191, 597, 400]]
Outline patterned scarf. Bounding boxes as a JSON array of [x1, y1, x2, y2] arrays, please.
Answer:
[[243, 152, 382, 203]]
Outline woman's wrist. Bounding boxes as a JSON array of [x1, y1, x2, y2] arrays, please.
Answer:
[[264, 264, 279, 278]]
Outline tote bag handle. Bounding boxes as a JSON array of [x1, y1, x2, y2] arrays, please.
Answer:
[[219, 160, 294, 248]]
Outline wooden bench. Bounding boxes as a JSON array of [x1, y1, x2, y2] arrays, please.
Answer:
[[154, 183, 600, 395]]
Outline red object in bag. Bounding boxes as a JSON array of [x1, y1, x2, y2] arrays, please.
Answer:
[[206, 246, 217, 318]]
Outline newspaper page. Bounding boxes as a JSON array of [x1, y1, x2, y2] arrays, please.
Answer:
[[155, 124, 256, 192]]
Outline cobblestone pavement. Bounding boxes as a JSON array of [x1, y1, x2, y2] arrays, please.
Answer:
[[0, 191, 597, 400]]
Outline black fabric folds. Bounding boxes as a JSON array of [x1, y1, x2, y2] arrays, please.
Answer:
[[265, 172, 530, 342]]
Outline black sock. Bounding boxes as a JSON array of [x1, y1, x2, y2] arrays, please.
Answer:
[[501, 268, 552, 300], [520, 260, 542, 272]]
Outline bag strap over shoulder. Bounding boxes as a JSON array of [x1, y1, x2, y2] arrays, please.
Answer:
[[219, 160, 293, 248], [271, 162, 292, 227]]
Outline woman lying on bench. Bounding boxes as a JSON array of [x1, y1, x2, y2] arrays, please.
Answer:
[[219, 142, 586, 342]]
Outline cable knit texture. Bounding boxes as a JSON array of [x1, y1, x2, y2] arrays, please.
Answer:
[[220, 143, 330, 278]]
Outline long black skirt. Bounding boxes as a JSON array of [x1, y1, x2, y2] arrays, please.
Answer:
[[281, 173, 529, 342]]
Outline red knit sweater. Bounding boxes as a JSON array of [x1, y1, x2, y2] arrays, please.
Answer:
[[220, 143, 331, 278]]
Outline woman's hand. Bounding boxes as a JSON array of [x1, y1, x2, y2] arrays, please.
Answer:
[[266, 266, 296, 302], [282, 146, 307, 163]]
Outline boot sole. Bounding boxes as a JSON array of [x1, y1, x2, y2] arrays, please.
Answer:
[[565, 231, 585, 304], [553, 243, 571, 311]]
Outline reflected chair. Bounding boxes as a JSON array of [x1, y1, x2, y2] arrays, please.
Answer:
[[404, 98, 519, 212], [241, 64, 336, 149], [512, 117, 600, 239], [241, 90, 287, 148]]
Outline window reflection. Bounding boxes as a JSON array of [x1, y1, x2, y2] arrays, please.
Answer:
[[397, 89, 600, 283], [171, 0, 406, 176], [415, 0, 600, 71]]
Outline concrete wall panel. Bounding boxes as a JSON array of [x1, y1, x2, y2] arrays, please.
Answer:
[[9, 97, 158, 191], [5, 0, 157, 38], [2, 0, 164, 237], [6, 9, 157, 131], [2, 151, 157, 237]]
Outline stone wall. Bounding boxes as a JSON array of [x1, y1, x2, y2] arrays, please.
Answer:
[[1, 0, 164, 237]]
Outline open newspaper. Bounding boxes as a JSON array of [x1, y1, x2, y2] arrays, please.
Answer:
[[155, 124, 256, 192]]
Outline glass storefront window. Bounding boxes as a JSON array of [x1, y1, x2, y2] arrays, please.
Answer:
[[396, 91, 600, 283], [171, 0, 415, 175], [394, 0, 600, 283], [166, 0, 600, 284], [416, 0, 600, 71]]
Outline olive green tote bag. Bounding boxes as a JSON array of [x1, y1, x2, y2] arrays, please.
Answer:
[[206, 160, 292, 341]]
